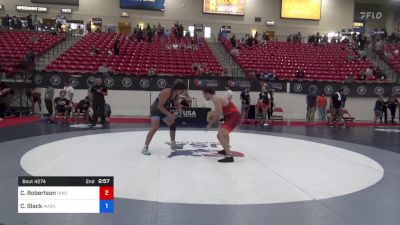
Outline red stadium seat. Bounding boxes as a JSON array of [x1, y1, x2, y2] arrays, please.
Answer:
[[46, 33, 223, 76]]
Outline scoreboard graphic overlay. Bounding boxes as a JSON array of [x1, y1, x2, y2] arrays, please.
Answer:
[[18, 177, 114, 213]]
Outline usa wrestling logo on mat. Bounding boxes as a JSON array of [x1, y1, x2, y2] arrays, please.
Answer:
[[167, 142, 245, 158]]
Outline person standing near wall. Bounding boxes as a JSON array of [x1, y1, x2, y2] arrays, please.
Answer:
[[0, 82, 12, 121], [63, 82, 74, 102], [317, 92, 328, 121], [90, 78, 108, 128], [381, 97, 389, 123], [258, 85, 270, 126], [44, 85, 54, 117], [374, 95, 384, 124], [306, 90, 317, 122], [329, 89, 345, 126], [224, 86, 233, 100], [26, 87, 41, 116], [267, 89, 274, 120], [387, 94, 399, 123], [114, 39, 121, 55], [240, 87, 251, 123]]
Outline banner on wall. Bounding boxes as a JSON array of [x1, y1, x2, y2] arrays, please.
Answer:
[[120, 0, 165, 11], [31, 0, 79, 6], [194, 24, 204, 32], [33, 73, 181, 91], [189, 78, 287, 92], [16, 5, 48, 13], [61, 8, 73, 14], [91, 18, 102, 26], [220, 25, 232, 33], [33, 73, 288, 93], [353, 20, 366, 32], [32, 73, 399, 98], [289, 82, 400, 97]]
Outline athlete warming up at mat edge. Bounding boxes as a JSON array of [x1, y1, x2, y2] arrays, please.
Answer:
[[203, 87, 241, 163], [142, 79, 187, 155]]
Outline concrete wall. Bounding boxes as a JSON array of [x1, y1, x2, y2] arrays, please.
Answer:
[[1, 0, 355, 36], [32, 88, 379, 121]]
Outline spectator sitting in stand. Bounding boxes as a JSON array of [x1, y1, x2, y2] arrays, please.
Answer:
[[365, 67, 374, 78], [148, 67, 157, 77], [31, 36, 41, 43], [347, 53, 356, 62], [374, 66, 386, 80], [384, 50, 393, 59], [230, 48, 239, 57], [360, 69, 367, 81], [269, 70, 279, 81], [90, 46, 99, 56], [192, 63, 201, 74], [98, 63, 111, 75], [345, 75, 354, 83], [296, 67, 305, 79]]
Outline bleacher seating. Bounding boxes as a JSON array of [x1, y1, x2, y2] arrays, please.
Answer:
[[45, 33, 223, 76], [223, 40, 376, 81], [0, 31, 64, 75], [377, 43, 400, 74]]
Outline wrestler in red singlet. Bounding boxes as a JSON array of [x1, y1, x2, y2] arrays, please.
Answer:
[[203, 87, 241, 163], [221, 100, 241, 133]]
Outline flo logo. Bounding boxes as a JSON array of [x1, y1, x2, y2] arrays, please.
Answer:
[[360, 11, 382, 20], [167, 142, 245, 158]]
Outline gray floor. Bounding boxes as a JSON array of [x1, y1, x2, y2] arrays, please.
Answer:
[[0, 123, 400, 225]]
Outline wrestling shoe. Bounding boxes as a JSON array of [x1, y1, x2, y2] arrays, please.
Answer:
[[218, 156, 234, 163], [165, 141, 183, 150], [217, 150, 226, 155], [141, 147, 151, 155]]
